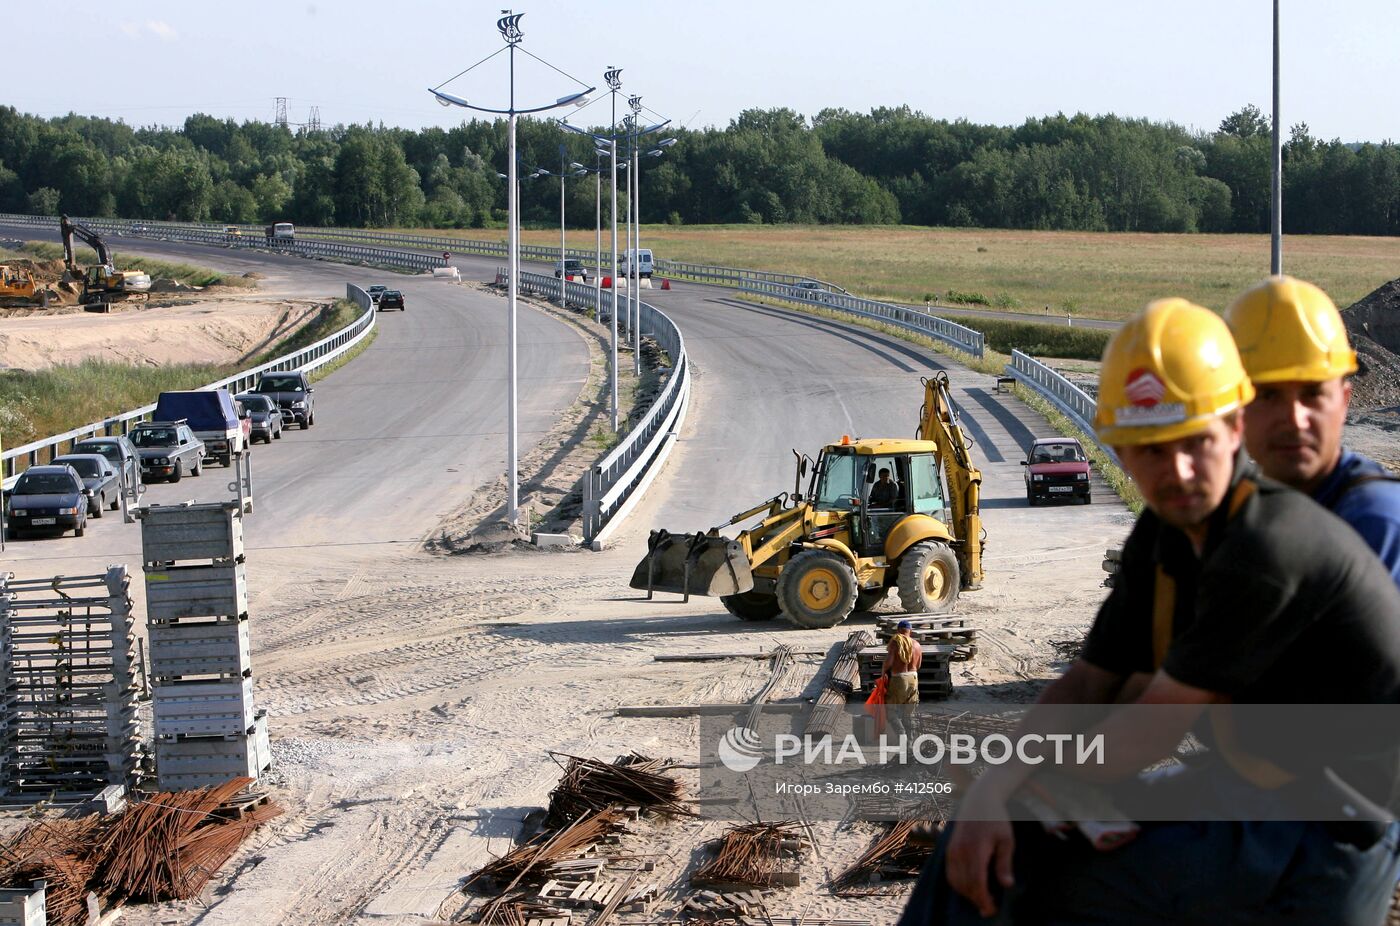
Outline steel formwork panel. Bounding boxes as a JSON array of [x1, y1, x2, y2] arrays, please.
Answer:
[[152, 677, 256, 737], [149, 619, 251, 678], [145, 564, 248, 621], [138, 502, 243, 564], [0, 567, 143, 800]]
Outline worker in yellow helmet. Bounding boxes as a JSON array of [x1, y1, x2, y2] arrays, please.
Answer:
[[900, 299, 1400, 925], [1226, 276, 1400, 584]]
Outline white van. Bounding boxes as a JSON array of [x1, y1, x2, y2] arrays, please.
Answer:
[[620, 248, 654, 279]]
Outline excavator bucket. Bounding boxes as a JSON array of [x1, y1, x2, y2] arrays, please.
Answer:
[[630, 530, 755, 600]]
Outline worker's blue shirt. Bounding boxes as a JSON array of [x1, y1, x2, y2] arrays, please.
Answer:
[[1313, 449, 1400, 587]]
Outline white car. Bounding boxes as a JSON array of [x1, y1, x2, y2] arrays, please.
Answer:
[[790, 280, 827, 300]]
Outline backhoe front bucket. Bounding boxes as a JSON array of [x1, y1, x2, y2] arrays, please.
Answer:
[[630, 530, 755, 601]]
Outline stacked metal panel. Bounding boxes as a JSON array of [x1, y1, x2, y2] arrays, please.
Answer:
[[0, 567, 143, 803], [139, 502, 271, 791]]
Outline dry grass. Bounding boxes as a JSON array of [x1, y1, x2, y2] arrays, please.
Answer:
[[398, 225, 1400, 321]]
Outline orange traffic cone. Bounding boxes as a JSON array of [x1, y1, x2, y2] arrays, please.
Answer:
[[661, 278, 671, 290]]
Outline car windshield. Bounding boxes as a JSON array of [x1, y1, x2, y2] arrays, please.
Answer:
[[15, 473, 77, 494], [258, 375, 303, 391], [74, 443, 120, 464], [383, 291, 401, 298], [56, 458, 101, 478], [369, 286, 386, 293], [131, 428, 177, 447], [1033, 444, 1084, 463], [238, 395, 272, 412]]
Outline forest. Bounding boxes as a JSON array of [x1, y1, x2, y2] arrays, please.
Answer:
[[1, 103, 1396, 235]]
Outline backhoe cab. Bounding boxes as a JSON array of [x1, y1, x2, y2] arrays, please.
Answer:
[[631, 372, 985, 629]]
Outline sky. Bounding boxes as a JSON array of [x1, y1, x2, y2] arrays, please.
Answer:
[[11, 1, 1400, 142]]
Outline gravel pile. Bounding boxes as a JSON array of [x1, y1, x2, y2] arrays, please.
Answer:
[[1343, 280, 1400, 411]]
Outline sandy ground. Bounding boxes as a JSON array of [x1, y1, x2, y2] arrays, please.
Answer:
[[0, 290, 322, 371], [100, 382, 1127, 926]]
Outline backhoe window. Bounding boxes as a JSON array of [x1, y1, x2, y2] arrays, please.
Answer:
[[815, 452, 858, 509], [908, 453, 944, 515]]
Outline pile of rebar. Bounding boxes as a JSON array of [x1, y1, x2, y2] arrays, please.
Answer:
[[828, 818, 941, 896], [97, 776, 282, 900], [0, 777, 280, 922], [831, 630, 875, 693], [470, 808, 627, 889], [545, 753, 687, 827], [0, 817, 105, 926], [806, 630, 876, 740], [692, 822, 806, 888]]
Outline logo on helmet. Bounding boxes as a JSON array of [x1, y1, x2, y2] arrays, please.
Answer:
[[1124, 369, 1166, 407]]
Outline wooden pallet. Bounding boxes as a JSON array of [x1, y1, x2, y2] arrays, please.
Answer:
[[537, 879, 657, 912], [874, 616, 978, 659]]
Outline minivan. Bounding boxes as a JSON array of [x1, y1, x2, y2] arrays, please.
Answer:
[[620, 249, 654, 279]]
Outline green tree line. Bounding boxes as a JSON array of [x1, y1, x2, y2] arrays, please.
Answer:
[[1, 103, 1395, 234]]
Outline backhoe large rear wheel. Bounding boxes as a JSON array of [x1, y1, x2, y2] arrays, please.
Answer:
[[721, 591, 781, 621], [777, 550, 858, 629], [897, 541, 960, 614]]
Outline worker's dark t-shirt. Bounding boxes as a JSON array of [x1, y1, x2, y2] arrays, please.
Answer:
[[1085, 473, 1400, 700], [870, 481, 899, 508], [1083, 471, 1400, 803]]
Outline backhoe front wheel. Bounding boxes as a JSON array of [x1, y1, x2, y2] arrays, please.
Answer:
[[721, 591, 781, 621], [777, 550, 858, 629], [897, 541, 961, 614]]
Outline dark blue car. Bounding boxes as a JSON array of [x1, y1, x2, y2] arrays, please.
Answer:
[[5, 465, 90, 538]]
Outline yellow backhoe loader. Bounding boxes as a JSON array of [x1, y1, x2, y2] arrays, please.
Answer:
[[60, 215, 151, 306], [631, 372, 984, 628]]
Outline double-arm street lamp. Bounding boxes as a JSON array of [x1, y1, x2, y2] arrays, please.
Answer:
[[560, 76, 668, 431], [430, 11, 592, 525], [622, 95, 676, 374]]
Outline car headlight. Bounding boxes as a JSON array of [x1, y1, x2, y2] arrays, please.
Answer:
[[156, 457, 169, 465], [1076, 472, 1089, 480], [1032, 474, 1044, 481], [58, 506, 78, 515], [11, 509, 26, 517], [291, 400, 306, 408]]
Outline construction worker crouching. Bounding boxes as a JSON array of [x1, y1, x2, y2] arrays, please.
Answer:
[[898, 298, 1400, 926], [1226, 275, 1400, 584]]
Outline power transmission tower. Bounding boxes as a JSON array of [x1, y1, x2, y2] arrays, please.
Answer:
[[275, 97, 288, 128], [307, 106, 321, 132]]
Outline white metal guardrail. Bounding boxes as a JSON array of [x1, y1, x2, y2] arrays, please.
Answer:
[[512, 271, 689, 547], [738, 279, 985, 358], [0, 213, 444, 272], [2, 285, 377, 489], [1005, 349, 1119, 465]]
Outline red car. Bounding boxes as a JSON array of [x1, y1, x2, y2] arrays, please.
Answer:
[[1022, 437, 1091, 505]]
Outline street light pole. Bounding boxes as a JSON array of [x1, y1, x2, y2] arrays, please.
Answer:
[[429, 11, 593, 525], [1270, 0, 1282, 275], [629, 100, 642, 374], [605, 67, 622, 432]]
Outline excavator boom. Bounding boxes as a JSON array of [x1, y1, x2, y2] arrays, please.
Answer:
[[918, 372, 985, 588], [60, 215, 111, 268]]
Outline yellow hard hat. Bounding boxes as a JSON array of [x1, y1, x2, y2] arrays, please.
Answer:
[[1095, 298, 1255, 446], [1224, 275, 1357, 384]]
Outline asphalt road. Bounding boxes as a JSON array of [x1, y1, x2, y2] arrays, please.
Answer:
[[435, 250, 1117, 544], [0, 225, 590, 566]]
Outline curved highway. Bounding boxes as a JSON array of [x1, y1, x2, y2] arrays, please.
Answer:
[[0, 225, 591, 566]]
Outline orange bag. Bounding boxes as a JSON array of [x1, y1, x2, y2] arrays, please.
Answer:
[[864, 676, 888, 736]]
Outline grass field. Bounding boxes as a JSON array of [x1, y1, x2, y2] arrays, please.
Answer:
[[404, 225, 1400, 320]]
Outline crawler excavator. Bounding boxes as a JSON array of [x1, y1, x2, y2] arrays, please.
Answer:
[[59, 215, 151, 306], [630, 372, 984, 629]]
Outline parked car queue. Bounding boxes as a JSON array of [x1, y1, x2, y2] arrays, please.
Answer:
[[2, 372, 320, 542]]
